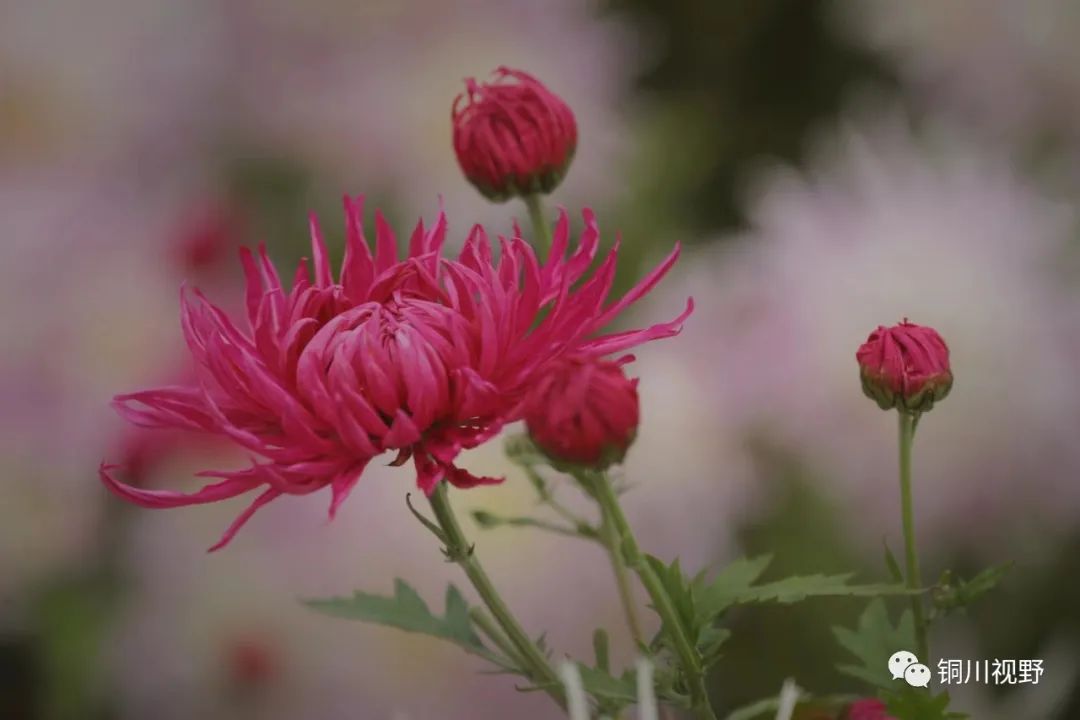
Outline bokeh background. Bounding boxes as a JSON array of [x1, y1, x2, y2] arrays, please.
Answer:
[[3, 1, 1080, 718]]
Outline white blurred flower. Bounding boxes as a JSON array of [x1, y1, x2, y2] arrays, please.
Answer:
[[649, 109, 1080, 554], [842, 0, 1080, 149]]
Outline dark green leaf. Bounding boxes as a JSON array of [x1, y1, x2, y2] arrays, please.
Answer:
[[884, 687, 967, 719]]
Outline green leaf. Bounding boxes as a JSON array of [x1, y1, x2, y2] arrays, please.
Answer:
[[469, 509, 587, 539], [646, 555, 697, 630], [884, 687, 967, 720], [832, 599, 917, 689], [305, 580, 499, 664], [883, 541, 904, 584], [692, 555, 773, 623], [575, 663, 638, 703], [698, 625, 732, 669], [932, 563, 1012, 617], [726, 574, 913, 605], [593, 629, 610, 673], [694, 555, 913, 623]]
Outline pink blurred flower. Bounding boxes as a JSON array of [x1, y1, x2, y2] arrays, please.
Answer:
[[101, 197, 690, 549], [524, 353, 639, 469], [452, 67, 577, 202], [856, 319, 953, 412], [844, 698, 895, 720], [172, 202, 246, 276], [224, 634, 280, 691]]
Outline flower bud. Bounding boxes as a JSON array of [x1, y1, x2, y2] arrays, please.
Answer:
[[842, 698, 895, 720], [174, 203, 245, 274], [856, 319, 953, 413], [224, 635, 278, 691], [452, 67, 577, 202], [524, 355, 639, 470]]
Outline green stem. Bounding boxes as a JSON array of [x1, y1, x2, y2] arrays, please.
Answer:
[[899, 411, 929, 661], [524, 193, 552, 257], [589, 473, 716, 720], [598, 510, 647, 648], [428, 483, 566, 710], [469, 607, 524, 668]]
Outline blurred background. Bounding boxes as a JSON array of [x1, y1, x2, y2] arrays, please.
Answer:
[[3, 0, 1080, 718]]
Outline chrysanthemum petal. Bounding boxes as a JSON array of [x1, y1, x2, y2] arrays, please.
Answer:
[[100, 463, 257, 508]]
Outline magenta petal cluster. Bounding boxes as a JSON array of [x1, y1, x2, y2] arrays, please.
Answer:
[[452, 67, 577, 202], [525, 354, 639, 470], [843, 698, 896, 720], [856, 319, 953, 413], [100, 197, 692, 549]]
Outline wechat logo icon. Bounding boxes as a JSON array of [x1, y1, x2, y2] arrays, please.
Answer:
[[889, 650, 931, 687]]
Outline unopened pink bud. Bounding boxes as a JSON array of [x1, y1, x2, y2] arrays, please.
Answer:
[[856, 319, 953, 413]]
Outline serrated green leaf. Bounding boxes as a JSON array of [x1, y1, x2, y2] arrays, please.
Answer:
[[575, 664, 638, 703], [832, 599, 917, 689], [692, 555, 773, 621], [695, 555, 912, 624], [305, 580, 498, 663], [728, 574, 913, 605]]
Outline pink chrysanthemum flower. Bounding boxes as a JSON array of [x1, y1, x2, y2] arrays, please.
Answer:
[[100, 197, 691, 550]]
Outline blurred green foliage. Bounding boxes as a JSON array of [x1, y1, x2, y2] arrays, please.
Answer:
[[603, 0, 895, 234]]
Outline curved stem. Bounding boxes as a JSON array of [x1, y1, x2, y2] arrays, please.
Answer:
[[428, 483, 565, 710], [899, 411, 929, 660], [589, 473, 716, 720], [524, 193, 552, 257]]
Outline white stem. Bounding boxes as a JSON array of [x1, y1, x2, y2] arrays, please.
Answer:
[[636, 658, 658, 720], [560, 661, 590, 720], [773, 678, 800, 720]]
